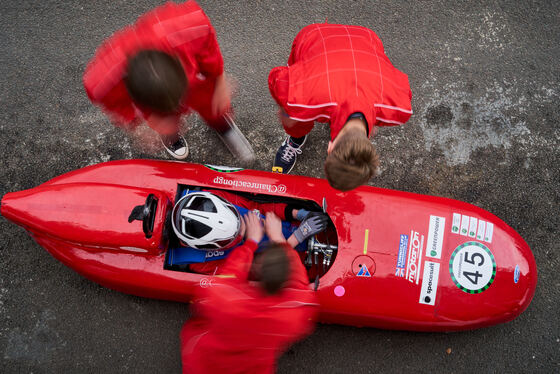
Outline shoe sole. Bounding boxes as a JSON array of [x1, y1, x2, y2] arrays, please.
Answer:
[[272, 154, 297, 174]]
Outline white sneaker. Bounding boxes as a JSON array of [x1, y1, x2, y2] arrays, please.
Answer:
[[217, 114, 255, 165], [160, 134, 189, 160]]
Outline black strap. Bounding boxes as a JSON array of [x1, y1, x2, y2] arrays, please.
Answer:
[[347, 112, 369, 136]]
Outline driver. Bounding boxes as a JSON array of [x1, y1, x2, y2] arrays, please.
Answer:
[[171, 189, 328, 274]]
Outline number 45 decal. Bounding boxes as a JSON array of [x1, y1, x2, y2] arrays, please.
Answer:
[[450, 242, 496, 294], [463, 252, 484, 284]]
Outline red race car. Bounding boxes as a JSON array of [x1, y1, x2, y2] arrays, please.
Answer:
[[1, 160, 536, 332]]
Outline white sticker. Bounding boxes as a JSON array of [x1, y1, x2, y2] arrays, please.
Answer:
[[450, 242, 496, 293], [460, 215, 469, 236], [476, 220, 486, 241], [468, 217, 478, 238], [484, 222, 494, 243], [452, 213, 461, 234], [419, 261, 440, 305], [426, 216, 445, 259]]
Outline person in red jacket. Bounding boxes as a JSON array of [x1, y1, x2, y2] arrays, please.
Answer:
[[180, 211, 319, 374], [83, 1, 254, 163], [269, 23, 412, 190]]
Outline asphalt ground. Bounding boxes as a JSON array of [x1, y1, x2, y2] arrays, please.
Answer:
[[1, 0, 559, 372]]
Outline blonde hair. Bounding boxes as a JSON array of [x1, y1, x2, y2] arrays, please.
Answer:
[[324, 129, 379, 191]]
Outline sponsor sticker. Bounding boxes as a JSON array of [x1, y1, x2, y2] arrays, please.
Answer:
[[460, 215, 469, 236], [452, 213, 461, 234], [426, 216, 445, 259], [484, 222, 494, 243], [476, 220, 486, 241], [356, 265, 372, 277], [406, 230, 424, 284], [419, 261, 440, 305], [395, 234, 409, 277], [449, 242, 496, 294], [468, 217, 478, 238], [352, 255, 375, 277], [451, 213, 494, 244], [213, 176, 287, 194], [514, 265, 520, 284]]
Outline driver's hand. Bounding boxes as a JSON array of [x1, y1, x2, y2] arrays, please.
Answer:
[[264, 212, 285, 243], [244, 211, 264, 244]]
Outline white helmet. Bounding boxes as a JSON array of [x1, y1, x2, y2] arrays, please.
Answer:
[[172, 192, 242, 250]]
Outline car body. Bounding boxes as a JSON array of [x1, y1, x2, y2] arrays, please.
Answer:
[[1, 160, 537, 331]]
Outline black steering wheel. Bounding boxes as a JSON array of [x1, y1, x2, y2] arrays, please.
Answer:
[[128, 194, 158, 239]]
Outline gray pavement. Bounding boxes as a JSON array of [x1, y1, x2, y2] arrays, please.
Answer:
[[1, 0, 559, 372]]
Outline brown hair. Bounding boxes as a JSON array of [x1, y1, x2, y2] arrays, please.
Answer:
[[124, 50, 188, 114], [259, 243, 291, 295], [324, 129, 379, 191]]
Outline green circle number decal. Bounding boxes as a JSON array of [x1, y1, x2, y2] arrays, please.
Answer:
[[449, 242, 496, 294]]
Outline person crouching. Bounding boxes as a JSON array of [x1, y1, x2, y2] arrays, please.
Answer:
[[180, 211, 319, 374]]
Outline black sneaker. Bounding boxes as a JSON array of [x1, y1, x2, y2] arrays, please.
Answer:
[[160, 134, 189, 160], [272, 135, 307, 174]]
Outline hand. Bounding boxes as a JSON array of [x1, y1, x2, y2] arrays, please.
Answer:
[[293, 212, 329, 243], [239, 215, 246, 237], [264, 212, 285, 243], [211, 74, 232, 117], [294, 208, 311, 221], [278, 107, 302, 130], [243, 211, 264, 243]]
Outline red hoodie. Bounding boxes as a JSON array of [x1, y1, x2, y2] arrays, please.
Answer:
[[83, 1, 224, 126], [180, 240, 319, 374], [269, 23, 412, 140]]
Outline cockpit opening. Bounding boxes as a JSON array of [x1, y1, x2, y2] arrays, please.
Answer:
[[163, 184, 338, 282]]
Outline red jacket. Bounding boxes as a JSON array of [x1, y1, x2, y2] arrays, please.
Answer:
[[269, 23, 412, 140], [181, 240, 319, 374], [83, 1, 223, 125]]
